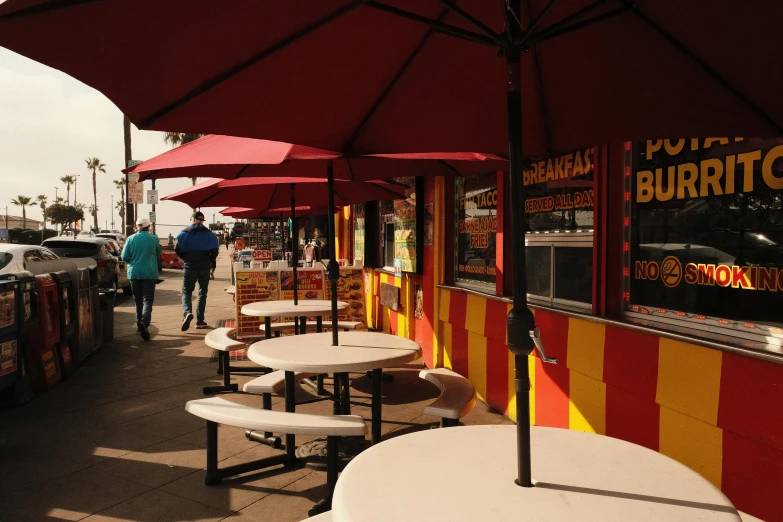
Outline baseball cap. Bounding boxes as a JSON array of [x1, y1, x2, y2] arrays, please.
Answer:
[[192, 211, 205, 220], [137, 218, 151, 228]]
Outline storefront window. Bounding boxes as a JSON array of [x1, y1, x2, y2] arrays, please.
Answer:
[[626, 138, 783, 344], [354, 203, 365, 262], [377, 177, 420, 273], [455, 172, 497, 290], [524, 148, 595, 310]]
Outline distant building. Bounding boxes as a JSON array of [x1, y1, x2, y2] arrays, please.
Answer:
[[2, 214, 43, 230]]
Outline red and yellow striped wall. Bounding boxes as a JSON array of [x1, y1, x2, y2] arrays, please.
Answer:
[[434, 289, 783, 521], [346, 174, 781, 520]]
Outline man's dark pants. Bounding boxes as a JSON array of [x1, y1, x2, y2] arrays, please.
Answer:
[[183, 265, 210, 322], [130, 279, 156, 327]]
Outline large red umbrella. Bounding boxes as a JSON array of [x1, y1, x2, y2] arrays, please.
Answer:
[[124, 134, 507, 182], [3, 0, 781, 490]]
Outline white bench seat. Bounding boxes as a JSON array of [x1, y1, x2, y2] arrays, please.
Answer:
[[185, 396, 366, 516], [419, 368, 477, 427], [205, 327, 245, 352], [225, 286, 236, 295], [186, 397, 367, 436], [203, 328, 269, 395], [259, 320, 365, 335], [243, 370, 318, 395]]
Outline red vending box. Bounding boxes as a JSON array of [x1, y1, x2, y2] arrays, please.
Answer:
[[25, 274, 62, 391]]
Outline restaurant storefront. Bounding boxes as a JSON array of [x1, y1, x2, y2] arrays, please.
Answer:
[[339, 138, 782, 521]]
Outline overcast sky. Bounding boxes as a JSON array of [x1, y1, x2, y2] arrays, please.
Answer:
[[0, 47, 226, 235]]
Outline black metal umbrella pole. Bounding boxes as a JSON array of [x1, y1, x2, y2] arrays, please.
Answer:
[[326, 160, 340, 346], [503, 0, 559, 489], [289, 184, 299, 307]]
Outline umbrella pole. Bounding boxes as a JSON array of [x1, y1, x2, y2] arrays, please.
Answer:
[[326, 161, 340, 346], [290, 184, 299, 306], [280, 212, 285, 260], [505, 2, 535, 489]]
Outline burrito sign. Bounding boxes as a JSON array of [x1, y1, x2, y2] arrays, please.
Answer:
[[636, 138, 783, 203]]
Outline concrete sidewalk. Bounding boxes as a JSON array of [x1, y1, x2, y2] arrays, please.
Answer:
[[0, 250, 508, 521]]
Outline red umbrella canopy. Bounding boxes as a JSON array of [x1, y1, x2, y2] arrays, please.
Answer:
[[163, 177, 407, 209], [220, 206, 335, 219], [124, 134, 507, 182], [2, 1, 780, 157]]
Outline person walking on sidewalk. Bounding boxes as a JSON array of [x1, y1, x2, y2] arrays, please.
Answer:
[[176, 211, 219, 330], [121, 218, 161, 341]]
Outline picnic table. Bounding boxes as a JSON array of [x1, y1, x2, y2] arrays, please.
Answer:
[[332, 425, 740, 522]]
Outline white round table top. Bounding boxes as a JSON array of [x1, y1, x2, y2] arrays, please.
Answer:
[[332, 425, 740, 522], [247, 331, 421, 373], [241, 300, 348, 317]]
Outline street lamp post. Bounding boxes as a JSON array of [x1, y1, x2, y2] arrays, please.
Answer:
[[111, 195, 114, 230], [54, 187, 59, 202]]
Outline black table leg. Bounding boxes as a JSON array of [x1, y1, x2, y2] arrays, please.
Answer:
[[264, 316, 272, 340], [332, 372, 341, 415], [316, 316, 322, 333], [284, 370, 296, 458], [300, 316, 307, 334], [371, 368, 382, 444]]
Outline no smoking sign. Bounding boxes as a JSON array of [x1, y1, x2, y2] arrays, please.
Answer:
[[661, 256, 683, 288]]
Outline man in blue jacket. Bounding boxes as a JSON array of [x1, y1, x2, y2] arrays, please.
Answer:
[[176, 211, 219, 330], [121, 218, 162, 341]]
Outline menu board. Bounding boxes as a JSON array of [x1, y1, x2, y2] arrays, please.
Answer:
[[234, 270, 279, 339], [280, 268, 324, 301], [324, 268, 367, 326], [394, 198, 417, 273], [354, 204, 365, 262]]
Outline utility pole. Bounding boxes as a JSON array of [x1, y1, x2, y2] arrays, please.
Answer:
[[151, 178, 156, 235], [111, 195, 114, 230], [123, 115, 135, 236]]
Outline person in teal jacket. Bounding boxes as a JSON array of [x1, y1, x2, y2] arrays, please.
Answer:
[[121, 218, 162, 341]]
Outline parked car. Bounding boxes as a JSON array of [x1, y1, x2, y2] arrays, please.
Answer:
[[102, 239, 131, 294], [42, 236, 121, 293], [96, 232, 127, 248], [0, 243, 60, 275]]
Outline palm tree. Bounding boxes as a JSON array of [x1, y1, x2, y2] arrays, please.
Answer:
[[36, 194, 48, 230], [11, 195, 32, 229], [85, 157, 106, 233], [113, 179, 126, 231], [164, 132, 203, 186], [88, 204, 99, 231], [60, 175, 76, 204]]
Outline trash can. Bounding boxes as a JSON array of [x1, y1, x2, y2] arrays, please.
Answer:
[[75, 267, 95, 361], [25, 274, 61, 392], [98, 289, 115, 343], [90, 266, 103, 353], [51, 270, 77, 378]]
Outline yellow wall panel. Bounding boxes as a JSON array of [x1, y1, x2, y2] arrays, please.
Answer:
[[656, 338, 722, 424], [464, 294, 487, 336], [567, 318, 605, 381], [659, 407, 723, 488], [467, 332, 488, 401], [568, 371, 606, 435], [442, 322, 453, 370], [439, 289, 450, 323]]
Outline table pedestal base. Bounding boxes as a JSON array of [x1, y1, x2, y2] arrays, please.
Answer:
[[295, 436, 371, 471]]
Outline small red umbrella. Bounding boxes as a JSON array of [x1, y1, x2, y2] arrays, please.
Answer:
[[165, 177, 405, 305], [163, 177, 406, 209], [220, 206, 334, 219]]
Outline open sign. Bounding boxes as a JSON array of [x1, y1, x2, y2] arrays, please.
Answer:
[[251, 250, 272, 261]]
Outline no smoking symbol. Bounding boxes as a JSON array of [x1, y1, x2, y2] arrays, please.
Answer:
[[661, 256, 682, 288]]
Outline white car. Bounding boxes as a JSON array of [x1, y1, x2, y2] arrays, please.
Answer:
[[0, 243, 60, 275]]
